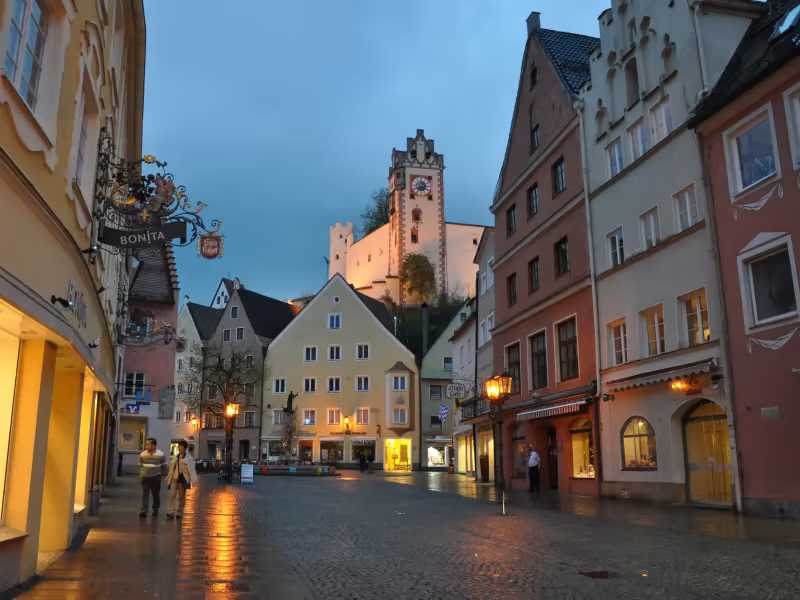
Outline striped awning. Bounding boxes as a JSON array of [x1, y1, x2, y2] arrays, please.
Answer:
[[516, 400, 587, 421]]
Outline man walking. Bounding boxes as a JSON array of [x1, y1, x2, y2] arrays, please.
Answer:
[[528, 445, 541, 494], [166, 440, 197, 520], [139, 437, 166, 518]]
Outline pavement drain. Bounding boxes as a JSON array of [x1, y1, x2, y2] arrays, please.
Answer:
[[578, 570, 617, 579]]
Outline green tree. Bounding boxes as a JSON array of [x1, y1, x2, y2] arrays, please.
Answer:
[[360, 187, 390, 237], [401, 253, 436, 303]]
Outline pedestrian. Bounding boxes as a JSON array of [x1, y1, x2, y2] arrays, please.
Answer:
[[359, 451, 367, 472], [139, 437, 166, 518], [527, 445, 541, 494], [166, 440, 198, 520]]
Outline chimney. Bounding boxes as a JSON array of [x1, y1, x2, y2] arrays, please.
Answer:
[[421, 303, 430, 356], [527, 11, 541, 35]]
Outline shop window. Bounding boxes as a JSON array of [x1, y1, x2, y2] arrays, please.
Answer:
[[570, 419, 595, 479], [505, 342, 521, 394], [622, 417, 657, 469], [0, 331, 20, 521], [557, 317, 578, 381], [353, 439, 375, 462]]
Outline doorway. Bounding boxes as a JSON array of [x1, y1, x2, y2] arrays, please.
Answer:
[[546, 428, 558, 490], [684, 401, 733, 506], [239, 439, 250, 461], [299, 440, 313, 464]]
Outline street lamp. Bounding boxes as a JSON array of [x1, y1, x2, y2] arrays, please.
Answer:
[[224, 402, 239, 482], [344, 416, 351, 435], [484, 373, 513, 515]]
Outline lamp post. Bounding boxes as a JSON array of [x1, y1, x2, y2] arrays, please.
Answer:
[[484, 373, 513, 515], [224, 402, 239, 482]]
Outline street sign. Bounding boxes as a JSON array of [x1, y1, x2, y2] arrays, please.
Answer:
[[446, 383, 467, 400], [99, 221, 187, 249], [124, 403, 140, 414]]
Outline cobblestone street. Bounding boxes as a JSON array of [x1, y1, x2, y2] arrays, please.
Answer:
[[13, 473, 800, 599]]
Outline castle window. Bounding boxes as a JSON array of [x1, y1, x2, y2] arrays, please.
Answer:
[[625, 58, 639, 108], [412, 208, 422, 223], [411, 227, 418, 244], [529, 65, 538, 90]]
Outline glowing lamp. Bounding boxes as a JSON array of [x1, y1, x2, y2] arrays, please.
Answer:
[[485, 374, 513, 404], [225, 402, 240, 418], [671, 380, 688, 392], [344, 416, 351, 433], [190, 417, 199, 429]]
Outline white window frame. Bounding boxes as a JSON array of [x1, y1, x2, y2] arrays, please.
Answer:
[[679, 288, 711, 347], [391, 407, 408, 425], [303, 377, 316, 393], [328, 376, 341, 393], [273, 378, 286, 395], [392, 375, 407, 391], [628, 118, 650, 160], [328, 313, 342, 329], [608, 319, 628, 366], [650, 98, 673, 144], [303, 408, 316, 426], [479, 320, 487, 346], [327, 407, 341, 425], [4, 0, 47, 108], [273, 409, 287, 426], [607, 137, 624, 178], [443, 356, 453, 371], [356, 375, 369, 392], [304, 345, 318, 362], [124, 372, 145, 397], [722, 103, 781, 198], [223, 328, 231, 342], [356, 343, 369, 360], [736, 233, 800, 331], [783, 81, 800, 170], [607, 226, 625, 269], [356, 407, 369, 425], [640, 304, 666, 357], [673, 184, 701, 233], [236, 327, 244, 341], [328, 344, 341, 361], [231, 306, 239, 319], [639, 207, 659, 250]]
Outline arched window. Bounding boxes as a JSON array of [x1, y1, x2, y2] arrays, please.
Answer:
[[570, 418, 595, 479], [412, 208, 422, 223], [621, 417, 657, 469], [410, 226, 419, 244]]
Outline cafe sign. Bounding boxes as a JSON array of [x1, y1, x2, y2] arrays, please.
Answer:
[[198, 232, 224, 259], [99, 221, 187, 249]]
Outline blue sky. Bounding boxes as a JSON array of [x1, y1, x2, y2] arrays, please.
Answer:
[[142, 1, 608, 304]]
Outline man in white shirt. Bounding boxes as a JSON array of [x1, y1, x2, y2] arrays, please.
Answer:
[[527, 445, 541, 494]]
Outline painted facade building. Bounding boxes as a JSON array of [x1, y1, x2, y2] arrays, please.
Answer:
[[262, 275, 420, 471], [0, 0, 145, 591], [578, 0, 763, 507], [487, 12, 600, 496], [691, 0, 800, 517], [329, 130, 486, 304]]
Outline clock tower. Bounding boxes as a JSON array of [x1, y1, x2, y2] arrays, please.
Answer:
[[387, 129, 447, 303]]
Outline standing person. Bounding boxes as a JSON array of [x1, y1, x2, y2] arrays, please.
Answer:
[[528, 445, 541, 494], [359, 451, 367, 473], [166, 440, 198, 520], [139, 438, 166, 518]]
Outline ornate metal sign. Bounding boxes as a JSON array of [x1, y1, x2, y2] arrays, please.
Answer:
[[99, 221, 187, 248], [198, 232, 224, 259]]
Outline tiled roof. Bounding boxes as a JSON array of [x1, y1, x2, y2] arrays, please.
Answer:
[[238, 288, 295, 340], [187, 303, 223, 341], [692, 0, 797, 124], [355, 290, 393, 331], [536, 28, 599, 95]]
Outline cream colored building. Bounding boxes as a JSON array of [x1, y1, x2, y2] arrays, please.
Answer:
[[0, 0, 145, 592], [261, 274, 420, 471]]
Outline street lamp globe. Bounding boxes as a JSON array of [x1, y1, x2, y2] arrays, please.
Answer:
[[485, 373, 513, 404], [225, 402, 239, 418]]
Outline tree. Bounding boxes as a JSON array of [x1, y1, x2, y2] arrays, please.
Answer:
[[401, 253, 436, 303], [360, 187, 390, 237]]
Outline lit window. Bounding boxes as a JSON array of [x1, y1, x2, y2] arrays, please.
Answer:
[[557, 318, 578, 381], [304, 378, 316, 393], [506, 204, 517, 237], [304, 346, 317, 362], [328, 313, 341, 329], [3, 0, 47, 107], [641, 305, 665, 356], [640, 208, 659, 250], [303, 409, 316, 426], [356, 407, 369, 425], [392, 375, 407, 391], [609, 321, 628, 365], [725, 109, 778, 193], [552, 158, 566, 195], [328, 377, 341, 393], [745, 245, 798, 326], [570, 419, 595, 479], [682, 289, 710, 347], [629, 118, 650, 160], [328, 345, 341, 361], [607, 137, 624, 177], [273, 378, 286, 394], [674, 185, 700, 232], [528, 256, 540, 292], [622, 417, 657, 470], [529, 331, 547, 390], [527, 184, 540, 218], [392, 407, 407, 425], [327, 408, 341, 425], [506, 343, 521, 393], [650, 99, 673, 143], [608, 227, 625, 268], [356, 376, 369, 392], [356, 343, 369, 360], [554, 237, 570, 275]]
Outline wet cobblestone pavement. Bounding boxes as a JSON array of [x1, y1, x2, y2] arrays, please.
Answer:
[[13, 472, 800, 599]]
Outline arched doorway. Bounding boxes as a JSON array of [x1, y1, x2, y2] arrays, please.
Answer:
[[683, 400, 733, 507]]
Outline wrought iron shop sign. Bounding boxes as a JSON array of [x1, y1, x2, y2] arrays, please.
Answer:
[[100, 221, 187, 248]]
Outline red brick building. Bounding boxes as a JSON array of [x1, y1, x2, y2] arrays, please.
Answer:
[[488, 12, 600, 495], [692, 0, 800, 518]]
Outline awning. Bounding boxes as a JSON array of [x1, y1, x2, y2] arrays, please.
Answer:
[[605, 359, 714, 393], [516, 400, 587, 421], [424, 436, 452, 443]]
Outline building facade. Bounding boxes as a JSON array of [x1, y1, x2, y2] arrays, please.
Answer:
[[262, 275, 420, 470], [329, 129, 486, 304], [691, 0, 800, 517], [0, 0, 145, 591], [578, 0, 763, 507], [488, 13, 600, 496]]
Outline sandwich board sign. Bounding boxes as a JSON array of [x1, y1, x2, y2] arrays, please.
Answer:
[[240, 463, 254, 484]]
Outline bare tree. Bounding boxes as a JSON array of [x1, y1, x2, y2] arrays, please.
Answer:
[[182, 346, 261, 419]]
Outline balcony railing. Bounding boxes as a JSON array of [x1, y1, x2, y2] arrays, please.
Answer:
[[460, 397, 489, 421]]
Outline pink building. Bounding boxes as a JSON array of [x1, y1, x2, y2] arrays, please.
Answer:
[[692, 2, 800, 517]]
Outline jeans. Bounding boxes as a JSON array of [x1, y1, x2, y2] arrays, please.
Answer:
[[528, 466, 540, 493], [167, 481, 187, 516], [140, 476, 161, 513]]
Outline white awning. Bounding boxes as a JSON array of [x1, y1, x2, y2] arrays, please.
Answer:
[[516, 400, 587, 421]]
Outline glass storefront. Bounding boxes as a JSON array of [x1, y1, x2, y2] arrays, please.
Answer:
[[427, 445, 446, 467], [0, 329, 20, 520], [570, 419, 595, 479], [320, 440, 344, 464], [384, 438, 412, 472], [351, 439, 375, 462]]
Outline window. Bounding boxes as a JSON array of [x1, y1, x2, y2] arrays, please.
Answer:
[[479, 320, 488, 346], [479, 271, 487, 295], [557, 318, 578, 381], [273, 410, 288, 425], [554, 237, 570, 276], [609, 321, 628, 365], [488, 313, 494, 333], [486, 259, 494, 288], [328, 408, 341, 425], [244, 382, 254, 399], [273, 378, 286, 394], [641, 305, 666, 356], [328, 313, 341, 329], [674, 185, 700, 232], [784, 84, 800, 169], [627, 18, 637, 46], [175, 410, 181, 424], [231, 306, 239, 318], [528, 257, 540, 292], [629, 119, 650, 160], [570, 419, 595, 479], [529, 65, 537, 89], [74, 101, 89, 185], [328, 345, 341, 361], [223, 329, 231, 342], [507, 273, 518, 306], [527, 184, 540, 218], [392, 407, 407, 425], [177, 382, 184, 394], [608, 227, 625, 268], [304, 346, 317, 362], [506, 204, 517, 237], [640, 208, 659, 250], [246, 355, 255, 368], [506, 343, 521, 394], [430, 385, 442, 402], [187, 383, 193, 394], [392, 375, 407, 391], [683, 289, 710, 347], [607, 138, 624, 177], [412, 208, 422, 223], [530, 124, 540, 153], [622, 417, 657, 470], [529, 331, 547, 390], [410, 227, 419, 244], [651, 99, 673, 144], [124, 372, 145, 397], [356, 407, 369, 425], [443, 356, 453, 371], [552, 158, 566, 195], [625, 58, 639, 107], [356, 376, 369, 392], [726, 109, 778, 193], [3, 0, 47, 107], [328, 377, 341, 393], [356, 343, 369, 360], [177, 358, 183, 372], [243, 411, 256, 428], [236, 327, 244, 341], [304, 377, 316, 393], [303, 409, 316, 426], [744, 245, 798, 325]]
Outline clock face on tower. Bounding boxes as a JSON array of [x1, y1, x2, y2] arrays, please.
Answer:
[[411, 177, 432, 195]]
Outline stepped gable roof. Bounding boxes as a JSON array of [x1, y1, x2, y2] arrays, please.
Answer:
[[536, 28, 599, 96], [187, 303, 223, 341], [691, 0, 797, 124], [238, 288, 295, 340]]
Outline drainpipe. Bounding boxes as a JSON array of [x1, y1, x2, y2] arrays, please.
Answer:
[[690, 2, 711, 95], [697, 129, 743, 513], [576, 106, 605, 488], [258, 344, 268, 464]]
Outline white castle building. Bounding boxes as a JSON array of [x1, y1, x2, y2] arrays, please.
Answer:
[[329, 130, 486, 304]]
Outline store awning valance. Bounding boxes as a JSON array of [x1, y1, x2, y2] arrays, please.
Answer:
[[605, 359, 715, 393], [516, 400, 587, 421]]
